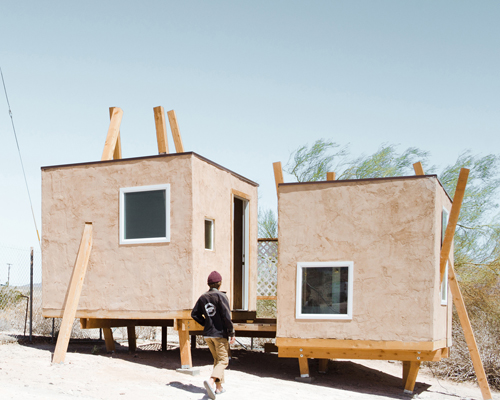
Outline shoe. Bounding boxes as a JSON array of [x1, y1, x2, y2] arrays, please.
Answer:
[[215, 388, 226, 394], [204, 380, 216, 400]]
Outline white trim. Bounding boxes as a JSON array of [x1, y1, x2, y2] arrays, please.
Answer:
[[296, 261, 353, 320], [119, 184, 170, 245], [205, 218, 214, 251], [441, 207, 450, 305]]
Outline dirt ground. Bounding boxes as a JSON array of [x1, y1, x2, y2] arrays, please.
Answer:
[[0, 337, 498, 400]]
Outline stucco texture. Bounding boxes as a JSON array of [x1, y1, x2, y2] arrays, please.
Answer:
[[277, 176, 453, 343], [41, 153, 257, 317]]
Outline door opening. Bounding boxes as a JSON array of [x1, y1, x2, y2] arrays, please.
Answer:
[[233, 196, 249, 310]]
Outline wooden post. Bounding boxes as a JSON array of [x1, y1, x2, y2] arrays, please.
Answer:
[[326, 172, 335, 181], [298, 356, 310, 377], [318, 359, 329, 373], [109, 107, 122, 160], [102, 107, 123, 161], [153, 106, 169, 154], [103, 327, 116, 352], [167, 110, 184, 153], [402, 361, 411, 387], [413, 162, 424, 176], [177, 320, 192, 368], [52, 223, 93, 364], [403, 361, 421, 393], [127, 326, 136, 353], [161, 326, 167, 352], [440, 168, 469, 282], [273, 162, 284, 196], [448, 259, 492, 400]]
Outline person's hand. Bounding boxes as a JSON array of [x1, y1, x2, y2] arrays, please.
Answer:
[[229, 336, 236, 345]]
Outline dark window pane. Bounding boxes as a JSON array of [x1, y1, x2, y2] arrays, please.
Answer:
[[205, 220, 213, 250], [124, 190, 166, 239], [301, 266, 349, 315]]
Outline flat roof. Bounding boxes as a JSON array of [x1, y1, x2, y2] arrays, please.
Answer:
[[41, 151, 259, 187]]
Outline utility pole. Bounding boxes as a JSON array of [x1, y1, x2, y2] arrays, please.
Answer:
[[6, 263, 12, 286]]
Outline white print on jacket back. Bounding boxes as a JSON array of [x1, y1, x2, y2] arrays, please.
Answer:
[[205, 303, 216, 317]]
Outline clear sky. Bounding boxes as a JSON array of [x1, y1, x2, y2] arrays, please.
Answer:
[[0, 1, 499, 257]]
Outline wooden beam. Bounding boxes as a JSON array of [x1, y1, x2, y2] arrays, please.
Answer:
[[326, 172, 336, 181], [109, 107, 122, 160], [52, 223, 93, 364], [42, 308, 193, 320], [440, 168, 469, 282], [298, 356, 310, 377], [102, 327, 115, 352], [448, 259, 492, 400], [273, 162, 284, 196], [82, 318, 174, 329], [127, 326, 136, 353], [101, 107, 123, 161], [403, 361, 421, 393], [413, 162, 425, 176], [153, 106, 169, 154], [167, 110, 184, 153]]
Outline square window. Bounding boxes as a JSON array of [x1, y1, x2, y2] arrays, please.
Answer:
[[119, 184, 170, 244], [296, 262, 353, 320], [205, 219, 214, 250]]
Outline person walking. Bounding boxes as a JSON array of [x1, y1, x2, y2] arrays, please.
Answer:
[[191, 271, 236, 399]]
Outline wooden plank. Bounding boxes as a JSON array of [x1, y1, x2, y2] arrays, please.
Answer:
[[42, 309, 193, 320], [102, 327, 115, 352], [52, 223, 93, 364], [233, 323, 276, 332], [273, 161, 284, 196], [440, 168, 469, 282], [275, 337, 447, 351], [101, 107, 123, 161], [448, 259, 492, 400], [326, 172, 336, 181], [278, 347, 441, 362], [257, 296, 277, 300], [127, 326, 136, 352], [232, 189, 252, 201], [83, 318, 174, 329], [109, 107, 122, 160], [167, 110, 184, 153], [298, 356, 309, 377], [153, 106, 169, 154], [413, 162, 424, 176], [404, 361, 421, 393], [318, 359, 329, 373]]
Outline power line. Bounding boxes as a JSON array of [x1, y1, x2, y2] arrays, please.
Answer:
[[0, 67, 41, 249]]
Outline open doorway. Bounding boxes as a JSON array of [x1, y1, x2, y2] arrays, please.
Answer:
[[233, 196, 249, 310]]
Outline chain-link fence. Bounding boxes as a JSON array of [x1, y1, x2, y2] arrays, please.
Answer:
[[0, 240, 279, 341]]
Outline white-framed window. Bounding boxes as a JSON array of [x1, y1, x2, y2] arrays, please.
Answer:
[[119, 184, 170, 245], [205, 218, 214, 250], [441, 207, 450, 305], [296, 261, 353, 320]]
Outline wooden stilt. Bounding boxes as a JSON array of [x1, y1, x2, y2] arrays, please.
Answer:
[[403, 361, 421, 393], [177, 320, 192, 368], [318, 359, 329, 373], [52, 223, 93, 364], [298, 356, 309, 377], [167, 110, 184, 153], [402, 361, 411, 387], [101, 108, 123, 161], [109, 107, 122, 160], [127, 326, 136, 353], [448, 259, 492, 400], [273, 162, 284, 196], [161, 326, 167, 352], [103, 327, 115, 352], [154, 106, 169, 154]]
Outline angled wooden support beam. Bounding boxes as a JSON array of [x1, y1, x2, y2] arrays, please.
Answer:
[[153, 106, 169, 154], [102, 107, 123, 161], [102, 327, 116, 352], [273, 162, 284, 196], [440, 168, 469, 283], [52, 223, 93, 364], [109, 107, 122, 160], [326, 172, 336, 181], [167, 110, 184, 153], [413, 162, 425, 176], [403, 361, 421, 393], [448, 259, 492, 400]]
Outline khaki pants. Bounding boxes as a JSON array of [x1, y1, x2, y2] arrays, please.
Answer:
[[205, 337, 229, 383]]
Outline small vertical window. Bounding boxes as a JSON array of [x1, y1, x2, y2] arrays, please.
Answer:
[[296, 262, 353, 320], [441, 207, 450, 305], [205, 219, 214, 250]]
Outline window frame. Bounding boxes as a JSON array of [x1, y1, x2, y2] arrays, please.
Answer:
[[441, 207, 450, 305], [205, 218, 215, 251], [119, 184, 170, 245], [296, 261, 354, 320]]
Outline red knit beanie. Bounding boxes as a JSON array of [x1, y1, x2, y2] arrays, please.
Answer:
[[207, 271, 222, 284]]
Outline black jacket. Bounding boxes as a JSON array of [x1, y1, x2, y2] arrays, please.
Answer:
[[191, 288, 235, 338]]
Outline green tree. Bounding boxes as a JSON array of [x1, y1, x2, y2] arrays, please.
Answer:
[[258, 208, 277, 239]]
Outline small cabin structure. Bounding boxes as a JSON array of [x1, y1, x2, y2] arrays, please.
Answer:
[[275, 174, 453, 391]]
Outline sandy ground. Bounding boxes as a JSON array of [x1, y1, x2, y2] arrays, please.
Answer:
[[0, 337, 498, 400]]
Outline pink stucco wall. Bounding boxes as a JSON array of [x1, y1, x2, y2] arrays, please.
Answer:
[[277, 176, 452, 343]]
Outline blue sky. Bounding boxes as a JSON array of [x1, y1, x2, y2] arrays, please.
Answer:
[[1, 1, 499, 257]]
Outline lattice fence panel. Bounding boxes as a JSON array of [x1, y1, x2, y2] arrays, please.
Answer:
[[257, 240, 278, 297]]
